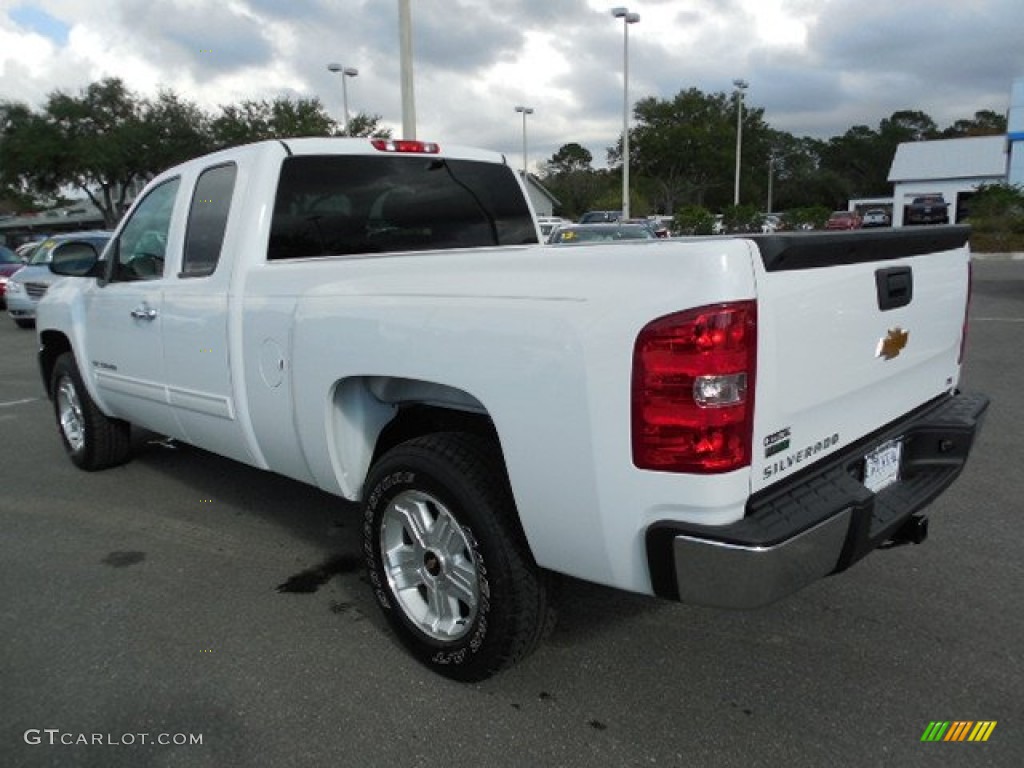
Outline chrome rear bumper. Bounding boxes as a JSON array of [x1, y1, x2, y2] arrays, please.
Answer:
[[646, 391, 989, 608]]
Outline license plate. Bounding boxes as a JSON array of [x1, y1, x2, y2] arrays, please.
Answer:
[[863, 439, 902, 493]]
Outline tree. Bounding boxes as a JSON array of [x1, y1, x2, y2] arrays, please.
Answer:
[[45, 78, 152, 226], [623, 88, 773, 214], [879, 110, 939, 143], [142, 90, 213, 171], [721, 203, 764, 233], [0, 100, 64, 207], [819, 110, 945, 198], [764, 133, 828, 210], [672, 205, 716, 235], [967, 183, 1024, 229], [0, 81, 394, 226], [941, 110, 1007, 138], [963, 183, 1024, 251], [784, 205, 831, 230], [0, 78, 210, 227], [210, 96, 337, 148], [819, 124, 882, 197], [544, 142, 593, 175], [40, 80, 129, 223], [343, 112, 392, 139], [538, 143, 608, 219]]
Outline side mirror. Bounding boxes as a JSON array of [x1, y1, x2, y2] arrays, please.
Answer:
[[49, 241, 101, 277]]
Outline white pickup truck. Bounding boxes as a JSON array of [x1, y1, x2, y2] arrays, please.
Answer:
[[36, 138, 988, 681]]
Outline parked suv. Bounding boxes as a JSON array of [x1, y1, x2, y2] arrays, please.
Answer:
[[905, 195, 949, 225], [862, 209, 890, 228], [578, 210, 622, 224], [6, 231, 111, 328]]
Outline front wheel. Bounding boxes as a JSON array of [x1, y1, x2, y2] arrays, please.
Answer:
[[362, 432, 551, 681], [51, 352, 132, 470]]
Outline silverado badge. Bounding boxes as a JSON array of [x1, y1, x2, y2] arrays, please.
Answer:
[[877, 328, 909, 360]]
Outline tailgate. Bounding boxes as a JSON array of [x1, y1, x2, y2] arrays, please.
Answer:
[[748, 226, 970, 494]]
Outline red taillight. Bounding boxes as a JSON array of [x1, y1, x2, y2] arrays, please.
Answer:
[[371, 139, 440, 154], [632, 301, 757, 474]]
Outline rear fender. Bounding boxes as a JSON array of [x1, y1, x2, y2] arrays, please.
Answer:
[[328, 376, 487, 499]]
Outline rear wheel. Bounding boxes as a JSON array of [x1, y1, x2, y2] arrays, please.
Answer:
[[362, 432, 551, 681], [14, 319, 34, 329], [51, 352, 131, 470]]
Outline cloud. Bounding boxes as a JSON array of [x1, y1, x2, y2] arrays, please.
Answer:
[[0, 0, 1020, 168], [113, 0, 272, 76]]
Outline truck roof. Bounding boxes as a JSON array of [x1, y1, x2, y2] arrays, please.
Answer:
[[158, 137, 511, 177], [280, 137, 507, 165]]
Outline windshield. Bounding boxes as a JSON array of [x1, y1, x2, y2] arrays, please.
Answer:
[[29, 240, 56, 265], [579, 211, 620, 224], [0, 245, 18, 264]]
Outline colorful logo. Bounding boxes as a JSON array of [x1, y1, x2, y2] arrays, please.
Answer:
[[920, 721, 997, 742]]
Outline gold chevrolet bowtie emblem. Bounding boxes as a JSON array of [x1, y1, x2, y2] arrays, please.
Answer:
[[877, 328, 909, 360]]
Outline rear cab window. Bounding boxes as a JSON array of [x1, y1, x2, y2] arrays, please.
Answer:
[[267, 155, 537, 260]]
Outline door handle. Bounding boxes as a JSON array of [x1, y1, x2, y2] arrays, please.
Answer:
[[875, 267, 913, 311], [130, 304, 158, 321]]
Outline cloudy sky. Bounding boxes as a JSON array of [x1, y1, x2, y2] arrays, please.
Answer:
[[2, 0, 1023, 170]]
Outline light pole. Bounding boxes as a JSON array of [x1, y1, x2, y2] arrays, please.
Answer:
[[612, 7, 640, 219], [327, 63, 358, 135], [398, 0, 416, 139], [733, 79, 748, 206], [514, 106, 533, 177], [766, 152, 776, 214]]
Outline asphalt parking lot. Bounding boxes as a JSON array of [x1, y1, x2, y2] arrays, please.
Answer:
[[2, 258, 1022, 768]]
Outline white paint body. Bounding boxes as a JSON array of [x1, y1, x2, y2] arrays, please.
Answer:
[[38, 139, 970, 596]]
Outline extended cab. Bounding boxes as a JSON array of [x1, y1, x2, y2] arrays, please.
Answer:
[[37, 138, 988, 680]]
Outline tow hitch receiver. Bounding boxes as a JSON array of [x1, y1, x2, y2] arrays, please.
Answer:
[[882, 514, 929, 549]]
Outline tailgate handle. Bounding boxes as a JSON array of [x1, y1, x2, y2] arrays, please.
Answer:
[[875, 267, 913, 311]]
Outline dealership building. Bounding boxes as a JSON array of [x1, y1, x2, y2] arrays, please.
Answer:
[[886, 135, 1007, 226], [876, 76, 1024, 226]]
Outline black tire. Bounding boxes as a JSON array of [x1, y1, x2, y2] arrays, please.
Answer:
[[15, 318, 34, 329], [362, 432, 551, 681], [51, 352, 131, 471]]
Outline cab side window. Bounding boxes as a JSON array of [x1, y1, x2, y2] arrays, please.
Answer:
[[111, 178, 180, 282], [182, 163, 237, 277]]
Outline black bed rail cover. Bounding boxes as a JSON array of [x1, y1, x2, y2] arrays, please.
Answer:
[[751, 225, 970, 272]]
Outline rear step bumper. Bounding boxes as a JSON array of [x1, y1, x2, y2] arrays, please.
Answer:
[[645, 390, 990, 608]]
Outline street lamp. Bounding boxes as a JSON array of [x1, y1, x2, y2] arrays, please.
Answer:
[[612, 7, 640, 219], [398, 0, 416, 139], [514, 106, 534, 177], [733, 78, 748, 206], [327, 63, 359, 135]]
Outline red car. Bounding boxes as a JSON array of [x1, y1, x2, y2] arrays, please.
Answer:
[[825, 211, 863, 230]]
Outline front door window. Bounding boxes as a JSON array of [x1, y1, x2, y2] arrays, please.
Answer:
[[111, 178, 181, 282]]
